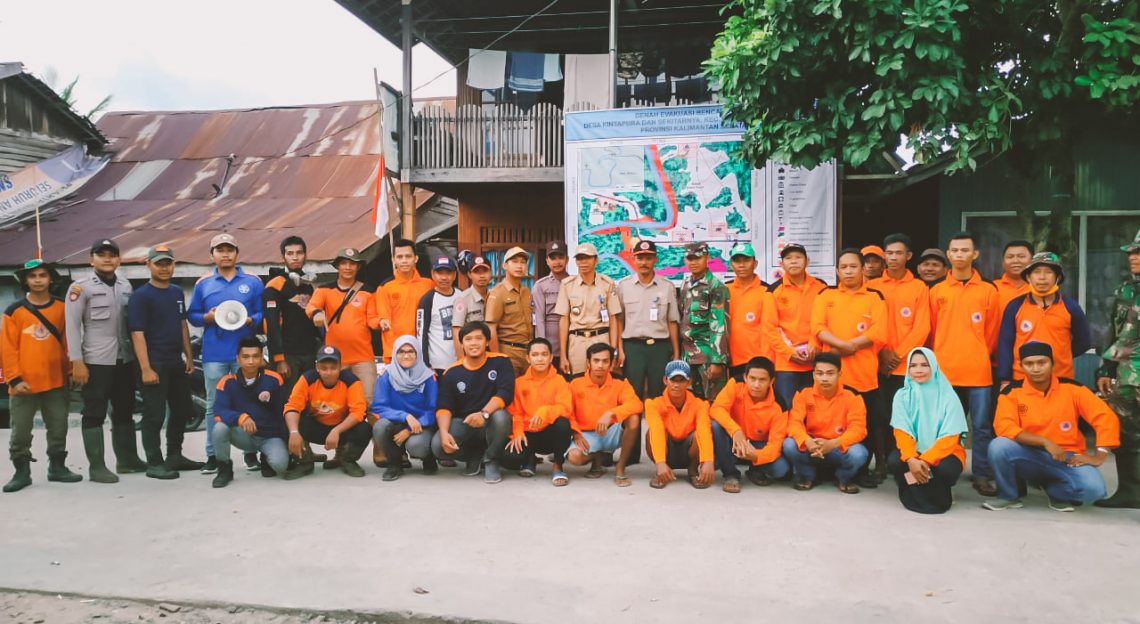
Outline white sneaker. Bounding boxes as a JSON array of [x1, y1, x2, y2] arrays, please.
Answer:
[[983, 498, 1024, 511]]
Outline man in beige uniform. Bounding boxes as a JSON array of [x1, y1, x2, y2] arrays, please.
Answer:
[[485, 246, 535, 375], [452, 255, 491, 355], [557, 243, 622, 376]]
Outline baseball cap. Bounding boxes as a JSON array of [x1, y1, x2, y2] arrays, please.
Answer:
[[779, 243, 808, 258], [147, 245, 175, 262], [919, 248, 949, 266], [574, 243, 598, 257], [861, 245, 885, 260], [469, 256, 491, 272], [504, 246, 530, 262], [209, 233, 238, 250], [91, 239, 119, 255], [1021, 251, 1064, 284], [545, 240, 568, 256], [632, 240, 657, 256], [664, 360, 691, 380], [1122, 229, 1140, 252], [432, 255, 457, 271], [332, 247, 363, 266], [315, 345, 342, 364], [684, 242, 710, 258], [729, 242, 755, 259]]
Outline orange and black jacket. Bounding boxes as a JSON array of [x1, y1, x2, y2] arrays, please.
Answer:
[[263, 273, 318, 362], [995, 377, 1119, 453], [284, 369, 368, 426], [2, 298, 68, 393], [997, 293, 1091, 382]]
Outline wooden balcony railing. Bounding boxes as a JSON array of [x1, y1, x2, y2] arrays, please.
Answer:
[[413, 103, 563, 170]]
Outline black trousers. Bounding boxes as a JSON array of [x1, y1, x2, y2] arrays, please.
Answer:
[[138, 361, 191, 462], [298, 414, 372, 449], [503, 417, 573, 468], [80, 360, 136, 429], [887, 450, 963, 514], [860, 387, 890, 470]]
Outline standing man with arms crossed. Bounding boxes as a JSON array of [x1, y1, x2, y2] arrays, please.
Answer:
[[929, 231, 1001, 496], [679, 242, 729, 400], [188, 233, 264, 475], [724, 242, 772, 379], [763, 243, 826, 406], [557, 243, 621, 376], [533, 241, 570, 371], [263, 236, 319, 392], [66, 239, 145, 483], [485, 246, 535, 376]]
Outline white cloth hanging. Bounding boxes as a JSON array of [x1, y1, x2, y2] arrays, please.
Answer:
[[466, 48, 507, 90], [565, 54, 612, 111]]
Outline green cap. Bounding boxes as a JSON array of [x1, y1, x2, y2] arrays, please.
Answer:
[[1122, 229, 1140, 252], [147, 245, 175, 262], [729, 242, 756, 259]]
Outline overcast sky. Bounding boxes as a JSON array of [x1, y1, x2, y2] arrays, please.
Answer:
[[0, 0, 456, 115]]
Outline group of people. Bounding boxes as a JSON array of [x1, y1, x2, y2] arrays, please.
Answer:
[[3, 228, 1138, 516]]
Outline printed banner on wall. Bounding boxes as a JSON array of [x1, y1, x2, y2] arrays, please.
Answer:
[[0, 145, 108, 226]]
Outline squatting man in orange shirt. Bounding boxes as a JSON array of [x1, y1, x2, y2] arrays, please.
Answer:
[[644, 360, 716, 489], [564, 343, 643, 486], [504, 338, 573, 486], [710, 356, 790, 493]]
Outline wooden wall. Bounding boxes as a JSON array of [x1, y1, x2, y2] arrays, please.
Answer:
[[456, 182, 564, 276]]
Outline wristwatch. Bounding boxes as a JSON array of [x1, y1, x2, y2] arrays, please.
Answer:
[[1097, 447, 1111, 454], [481, 411, 490, 421]]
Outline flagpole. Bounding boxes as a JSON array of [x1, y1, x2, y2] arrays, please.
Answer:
[[374, 67, 403, 263]]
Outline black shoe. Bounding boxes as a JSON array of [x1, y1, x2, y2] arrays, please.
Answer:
[[244, 452, 260, 471], [212, 461, 234, 488], [382, 465, 403, 481], [199, 456, 218, 474], [422, 457, 438, 475], [146, 463, 179, 480], [259, 454, 277, 478], [283, 460, 314, 481], [856, 473, 880, 489], [745, 467, 771, 487], [167, 453, 204, 472]]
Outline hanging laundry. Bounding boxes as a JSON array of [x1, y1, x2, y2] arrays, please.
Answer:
[[565, 54, 613, 111], [508, 52, 545, 92], [466, 48, 507, 90], [543, 54, 563, 82]]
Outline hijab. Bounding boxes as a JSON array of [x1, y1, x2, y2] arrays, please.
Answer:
[[387, 334, 434, 394], [890, 347, 968, 453]]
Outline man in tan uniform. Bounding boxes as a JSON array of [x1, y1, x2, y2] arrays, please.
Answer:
[[557, 243, 621, 376], [485, 246, 535, 375]]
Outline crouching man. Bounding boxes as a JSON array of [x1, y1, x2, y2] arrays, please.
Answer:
[[210, 337, 290, 487], [644, 360, 716, 490], [710, 356, 791, 493], [283, 345, 372, 479], [505, 338, 573, 485]]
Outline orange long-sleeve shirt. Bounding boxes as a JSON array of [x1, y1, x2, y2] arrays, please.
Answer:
[[726, 277, 773, 366], [567, 373, 642, 432], [284, 369, 368, 426], [2, 298, 68, 393], [994, 377, 1120, 453], [810, 284, 887, 392], [867, 271, 931, 376], [508, 367, 572, 438], [929, 270, 1000, 387], [787, 384, 867, 451], [377, 273, 434, 363], [645, 391, 714, 463], [306, 284, 381, 365], [764, 274, 827, 372], [893, 430, 966, 466], [710, 378, 787, 465]]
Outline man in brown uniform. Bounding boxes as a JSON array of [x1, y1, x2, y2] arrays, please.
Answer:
[[533, 241, 570, 370], [557, 243, 622, 376], [486, 246, 535, 375]]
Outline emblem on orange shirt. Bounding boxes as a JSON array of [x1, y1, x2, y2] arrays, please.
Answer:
[[1017, 403, 1028, 416], [317, 402, 334, 414], [1059, 421, 1072, 432], [745, 312, 756, 322], [23, 324, 51, 341], [857, 322, 867, 332], [835, 426, 845, 434], [1019, 319, 1034, 333], [900, 307, 912, 318], [351, 296, 362, 307], [971, 312, 982, 323]]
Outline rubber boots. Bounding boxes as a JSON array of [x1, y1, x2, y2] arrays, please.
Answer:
[[46, 452, 83, 483], [339, 443, 366, 478], [1096, 452, 1140, 509], [212, 460, 234, 488], [82, 427, 119, 484], [111, 425, 147, 474], [3, 459, 32, 493]]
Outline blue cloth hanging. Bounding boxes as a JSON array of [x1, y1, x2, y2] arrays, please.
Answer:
[[508, 52, 545, 92]]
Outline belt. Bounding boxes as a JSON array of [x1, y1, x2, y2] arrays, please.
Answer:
[[569, 327, 610, 338], [623, 337, 667, 345], [500, 340, 528, 349]]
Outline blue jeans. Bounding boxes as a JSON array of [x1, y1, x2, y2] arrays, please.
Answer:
[[775, 371, 813, 408], [954, 385, 994, 479], [203, 361, 240, 457], [210, 423, 289, 474], [988, 437, 1107, 503], [711, 421, 790, 479], [781, 437, 869, 485]]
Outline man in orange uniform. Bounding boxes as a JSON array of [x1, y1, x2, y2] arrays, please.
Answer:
[[764, 243, 827, 406], [565, 343, 642, 486], [861, 245, 885, 280], [930, 231, 1002, 496], [869, 233, 931, 467], [811, 248, 887, 486], [782, 353, 869, 493], [916, 248, 949, 287], [710, 356, 790, 493], [307, 248, 382, 403], [994, 240, 1033, 312], [282, 345, 372, 480], [985, 342, 1119, 511], [504, 338, 573, 485], [997, 252, 1090, 384], [725, 243, 772, 379], [644, 360, 715, 489], [377, 238, 433, 364]]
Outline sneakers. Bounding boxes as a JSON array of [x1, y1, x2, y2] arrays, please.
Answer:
[[484, 461, 502, 484], [983, 498, 1024, 511], [519, 461, 536, 478], [244, 452, 259, 471], [200, 456, 219, 474], [1048, 497, 1076, 512], [463, 459, 483, 477], [382, 464, 403, 482]]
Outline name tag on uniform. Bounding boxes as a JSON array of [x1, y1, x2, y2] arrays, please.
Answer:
[[600, 308, 609, 323], [532, 312, 537, 325], [649, 308, 659, 322]]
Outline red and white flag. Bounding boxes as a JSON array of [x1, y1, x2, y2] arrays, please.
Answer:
[[371, 154, 391, 238]]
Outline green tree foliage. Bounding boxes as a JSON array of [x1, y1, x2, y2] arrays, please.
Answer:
[[705, 0, 1139, 253]]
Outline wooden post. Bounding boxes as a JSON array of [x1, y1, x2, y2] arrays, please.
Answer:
[[400, 0, 416, 239]]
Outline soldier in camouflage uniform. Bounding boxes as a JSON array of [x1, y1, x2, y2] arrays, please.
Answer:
[[1094, 229, 1140, 508], [679, 242, 729, 400]]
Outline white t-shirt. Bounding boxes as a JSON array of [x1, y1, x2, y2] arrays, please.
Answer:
[[425, 290, 457, 369]]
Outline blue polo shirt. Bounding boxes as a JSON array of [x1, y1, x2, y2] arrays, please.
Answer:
[[187, 266, 264, 362]]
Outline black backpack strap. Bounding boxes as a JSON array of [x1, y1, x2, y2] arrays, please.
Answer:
[[21, 300, 63, 344], [327, 282, 362, 326]]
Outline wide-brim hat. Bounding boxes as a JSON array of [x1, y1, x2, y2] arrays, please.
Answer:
[[14, 258, 61, 284], [1021, 251, 1064, 285]]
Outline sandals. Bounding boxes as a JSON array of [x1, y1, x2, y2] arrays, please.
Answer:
[[793, 479, 815, 491], [837, 482, 861, 494], [649, 476, 665, 489], [551, 471, 569, 487], [689, 476, 710, 490], [722, 478, 741, 494], [614, 474, 631, 487]]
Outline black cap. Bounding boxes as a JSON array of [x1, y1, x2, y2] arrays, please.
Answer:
[[315, 345, 342, 363], [91, 239, 120, 255], [779, 243, 808, 258], [632, 240, 657, 255], [1018, 341, 1053, 361], [545, 240, 568, 256]]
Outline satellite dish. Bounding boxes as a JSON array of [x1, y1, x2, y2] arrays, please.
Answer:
[[214, 300, 248, 331]]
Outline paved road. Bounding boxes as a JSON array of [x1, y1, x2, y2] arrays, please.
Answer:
[[1, 428, 1137, 623]]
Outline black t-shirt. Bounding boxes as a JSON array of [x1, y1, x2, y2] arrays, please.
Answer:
[[127, 282, 186, 365], [437, 354, 515, 417]]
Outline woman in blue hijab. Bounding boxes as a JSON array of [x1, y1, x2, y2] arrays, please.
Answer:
[[887, 347, 969, 514], [371, 335, 438, 481]]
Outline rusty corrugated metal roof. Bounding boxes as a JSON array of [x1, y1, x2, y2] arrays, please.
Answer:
[[0, 101, 425, 267]]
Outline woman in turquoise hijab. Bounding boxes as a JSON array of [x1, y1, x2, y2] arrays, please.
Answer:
[[887, 347, 969, 514]]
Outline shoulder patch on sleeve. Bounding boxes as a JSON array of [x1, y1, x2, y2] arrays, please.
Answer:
[[4, 301, 24, 317], [67, 284, 82, 301], [339, 369, 361, 386], [866, 287, 885, 300], [265, 276, 285, 290], [301, 369, 321, 384], [766, 279, 782, 293], [1000, 380, 1023, 395]]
